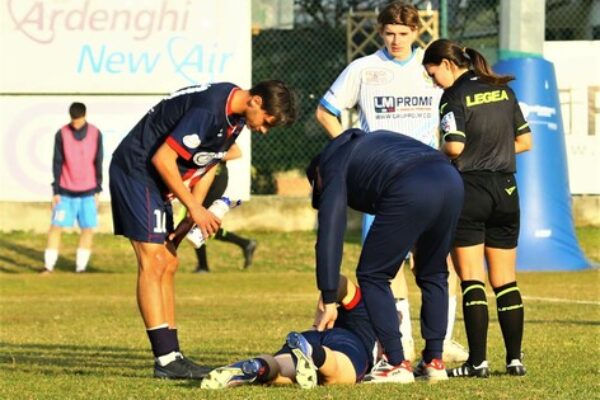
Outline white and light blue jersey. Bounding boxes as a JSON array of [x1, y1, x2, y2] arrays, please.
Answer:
[[320, 48, 442, 148]]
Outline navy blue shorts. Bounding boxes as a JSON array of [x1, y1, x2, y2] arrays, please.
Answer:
[[109, 162, 173, 243], [276, 328, 371, 382]]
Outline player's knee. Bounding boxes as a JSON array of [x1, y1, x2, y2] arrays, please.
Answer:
[[165, 257, 179, 275]]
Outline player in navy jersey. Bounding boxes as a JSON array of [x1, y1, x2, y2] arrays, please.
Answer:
[[423, 39, 532, 377], [109, 80, 297, 379], [201, 275, 377, 389], [307, 129, 464, 383]]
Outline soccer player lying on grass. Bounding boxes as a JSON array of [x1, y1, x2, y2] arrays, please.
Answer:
[[200, 275, 377, 389]]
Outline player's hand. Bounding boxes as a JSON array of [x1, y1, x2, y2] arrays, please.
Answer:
[[189, 204, 220, 239], [314, 302, 338, 332], [168, 217, 194, 250], [51, 195, 61, 208], [94, 193, 100, 209]]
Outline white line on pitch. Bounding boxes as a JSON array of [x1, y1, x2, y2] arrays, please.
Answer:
[[522, 296, 600, 305]]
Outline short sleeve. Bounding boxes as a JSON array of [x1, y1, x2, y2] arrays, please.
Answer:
[[512, 93, 531, 137], [166, 108, 215, 160], [320, 62, 362, 117], [439, 91, 466, 143]]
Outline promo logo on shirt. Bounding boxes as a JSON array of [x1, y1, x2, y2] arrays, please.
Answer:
[[374, 96, 434, 113]]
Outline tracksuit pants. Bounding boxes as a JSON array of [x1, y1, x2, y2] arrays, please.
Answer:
[[356, 160, 464, 365]]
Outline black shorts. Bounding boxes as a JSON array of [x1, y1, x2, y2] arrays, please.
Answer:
[[454, 172, 520, 249]]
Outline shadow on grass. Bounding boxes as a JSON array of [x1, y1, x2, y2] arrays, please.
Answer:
[[0, 238, 111, 274], [0, 342, 240, 379]]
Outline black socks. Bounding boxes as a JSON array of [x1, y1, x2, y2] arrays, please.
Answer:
[[461, 280, 489, 365], [195, 246, 209, 271], [494, 281, 524, 363], [215, 229, 250, 248]]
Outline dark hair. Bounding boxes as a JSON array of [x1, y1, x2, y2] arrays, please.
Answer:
[[69, 102, 86, 119], [377, 1, 420, 30], [249, 80, 298, 127], [422, 39, 514, 85]]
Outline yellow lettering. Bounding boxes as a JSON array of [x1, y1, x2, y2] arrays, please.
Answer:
[[466, 89, 509, 107]]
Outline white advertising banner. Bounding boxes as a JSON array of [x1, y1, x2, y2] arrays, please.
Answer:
[[0, 0, 252, 202], [0, 0, 251, 93], [0, 96, 252, 201], [544, 41, 600, 194]]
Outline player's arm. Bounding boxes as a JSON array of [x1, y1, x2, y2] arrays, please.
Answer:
[[439, 93, 466, 159], [515, 133, 532, 154], [315, 105, 344, 139], [151, 142, 219, 238], [168, 165, 219, 249], [316, 64, 360, 140], [314, 166, 348, 331], [51, 130, 63, 207], [223, 142, 242, 161], [513, 94, 533, 154]]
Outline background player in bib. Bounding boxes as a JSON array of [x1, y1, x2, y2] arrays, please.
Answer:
[[43, 102, 103, 274], [315, 1, 466, 363], [201, 275, 377, 389], [423, 39, 532, 377], [109, 80, 297, 379]]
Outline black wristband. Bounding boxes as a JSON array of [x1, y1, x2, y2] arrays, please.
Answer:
[[321, 289, 338, 304]]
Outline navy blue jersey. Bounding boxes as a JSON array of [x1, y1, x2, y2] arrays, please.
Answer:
[[112, 83, 245, 195], [313, 129, 449, 300], [335, 299, 377, 362]]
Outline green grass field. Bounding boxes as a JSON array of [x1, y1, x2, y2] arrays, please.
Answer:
[[1, 228, 599, 399]]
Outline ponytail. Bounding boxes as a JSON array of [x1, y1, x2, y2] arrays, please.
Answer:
[[423, 39, 514, 86], [465, 48, 514, 85]]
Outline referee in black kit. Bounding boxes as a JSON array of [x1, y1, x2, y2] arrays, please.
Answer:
[[423, 39, 532, 378], [307, 129, 464, 383]]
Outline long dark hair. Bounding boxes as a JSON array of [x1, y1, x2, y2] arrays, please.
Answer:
[[423, 39, 514, 85]]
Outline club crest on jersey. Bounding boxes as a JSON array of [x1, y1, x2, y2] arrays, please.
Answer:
[[364, 68, 393, 85], [183, 134, 201, 148]]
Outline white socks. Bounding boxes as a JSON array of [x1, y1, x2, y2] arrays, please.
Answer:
[[446, 295, 457, 340], [395, 298, 413, 342], [157, 351, 179, 367], [76, 248, 91, 272], [44, 249, 58, 271]]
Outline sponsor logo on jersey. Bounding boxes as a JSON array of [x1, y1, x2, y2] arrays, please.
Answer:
[[374, 96, 433, 113], [440, 111, 457, 133], [364, 68, 394, 85], [192, 151, 226, 167], [465, 89, 509, 107], [183, 134, 201, 148]]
